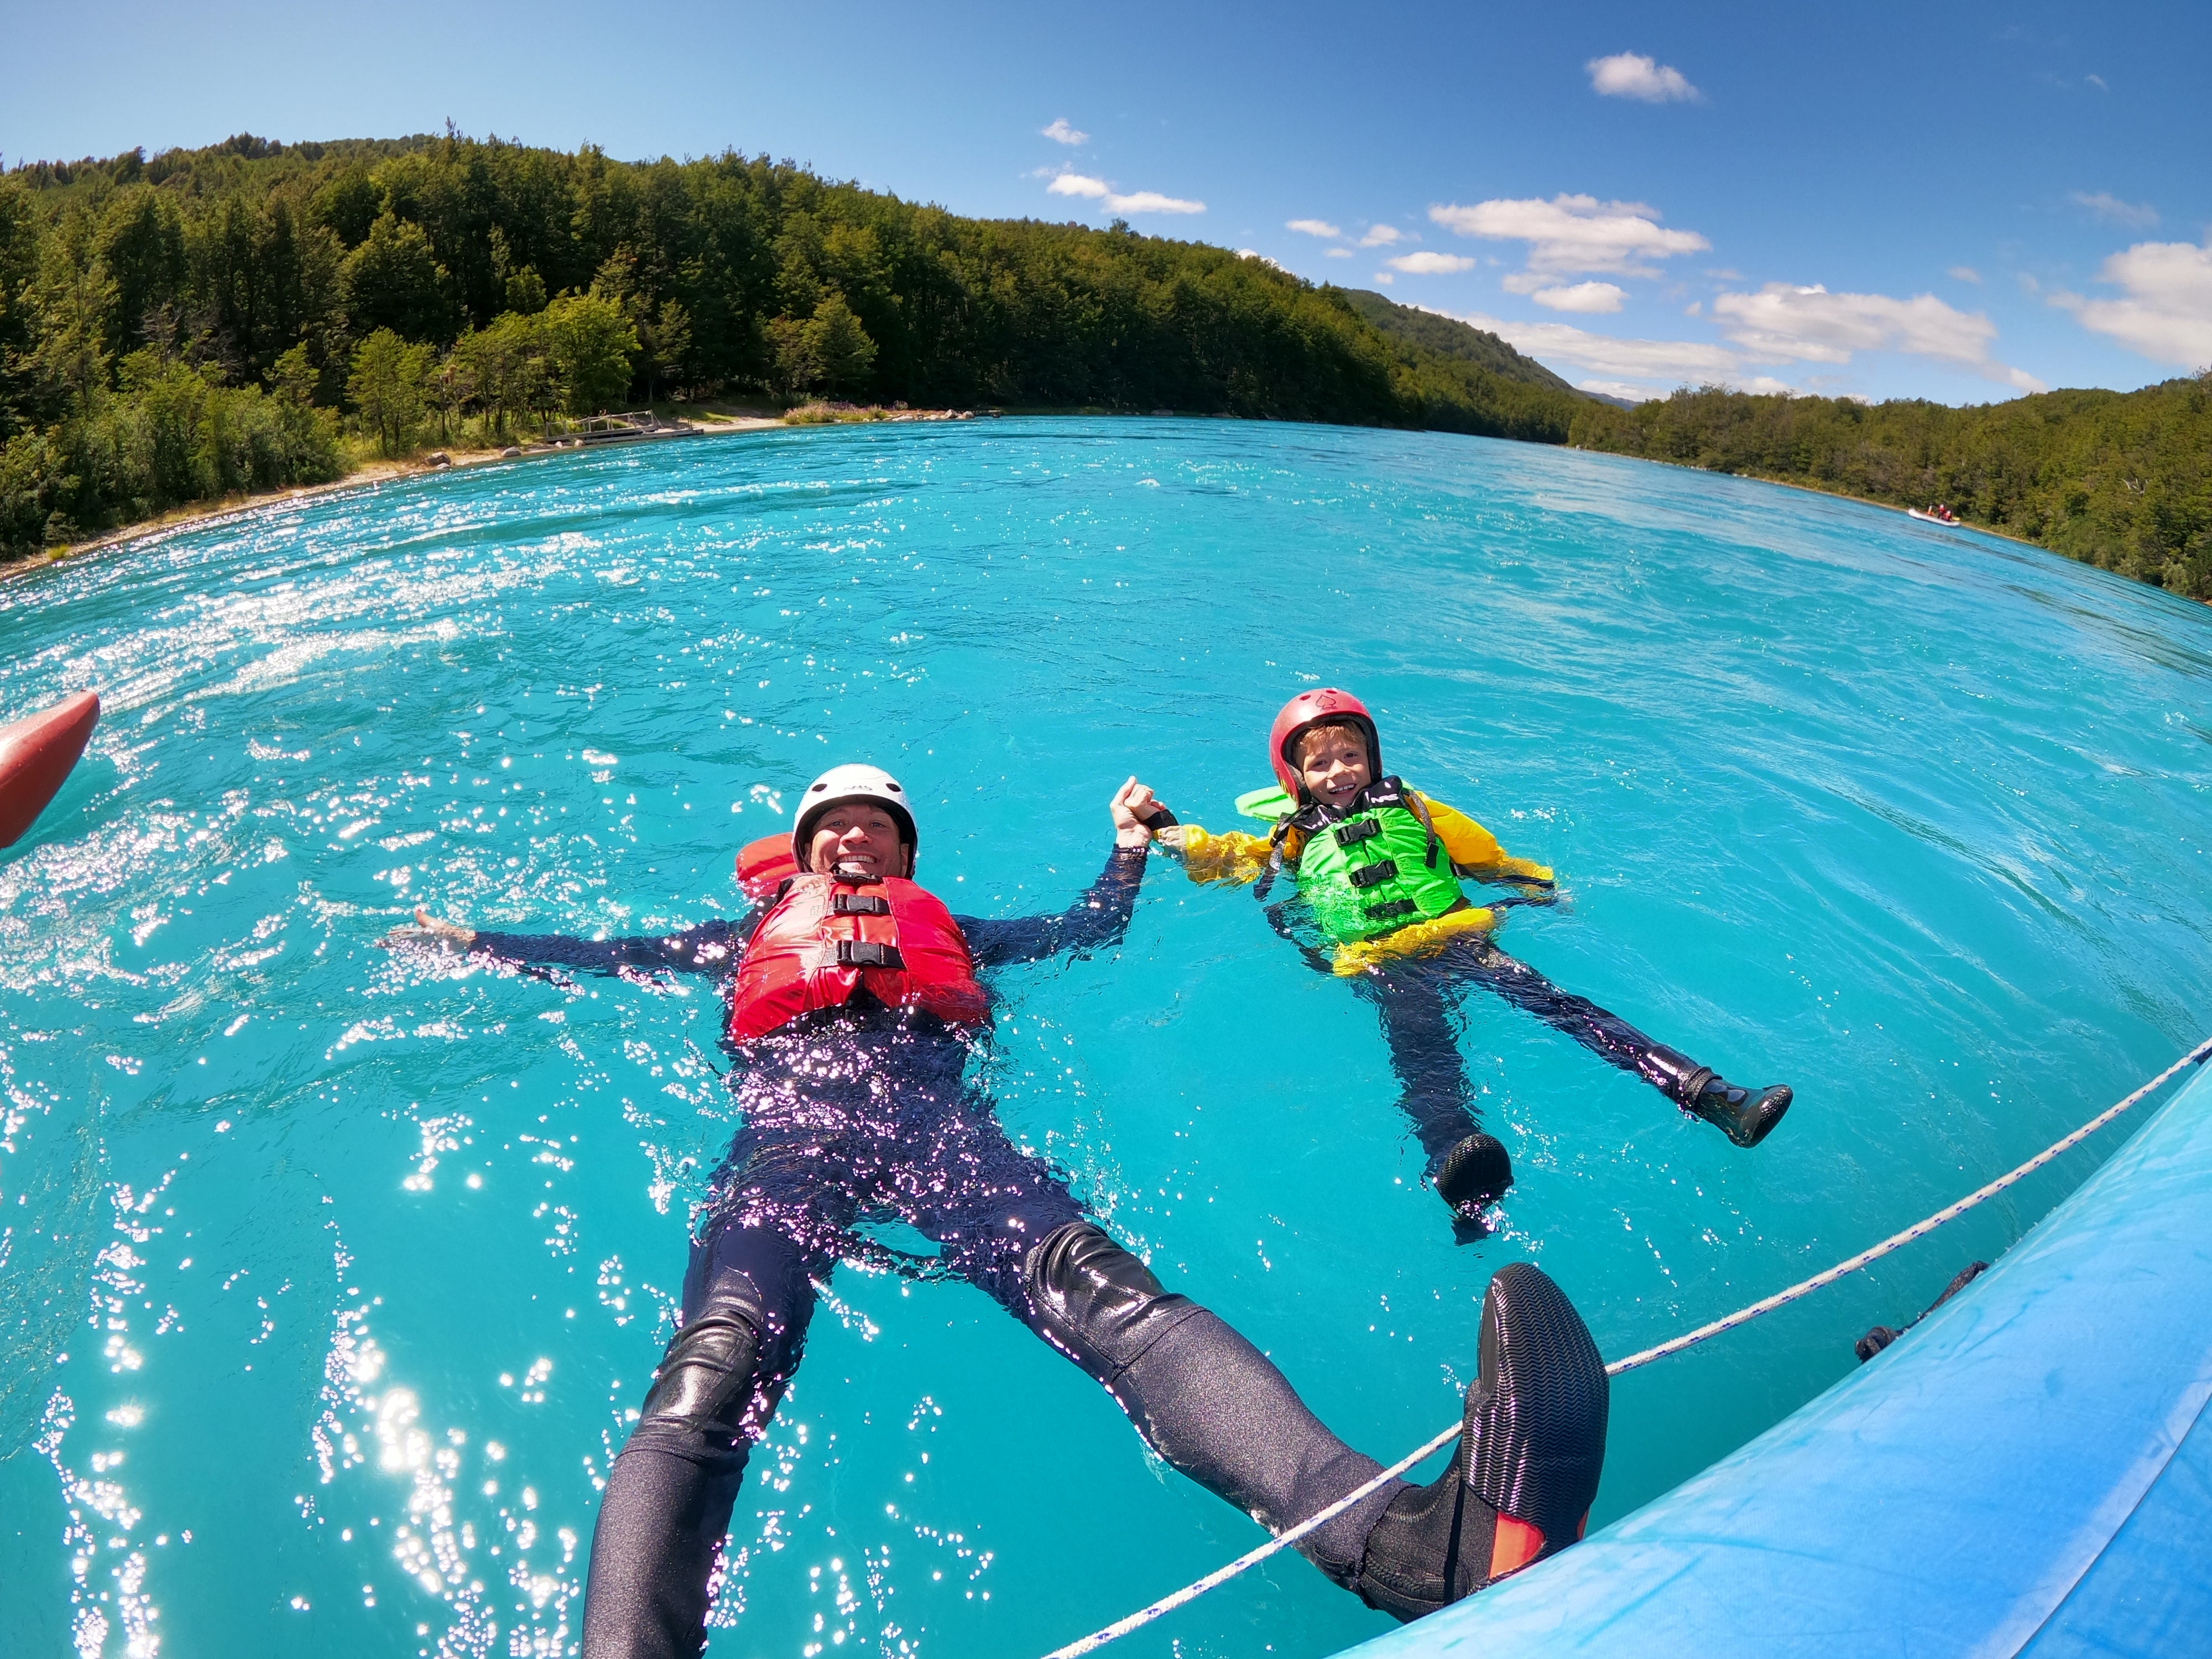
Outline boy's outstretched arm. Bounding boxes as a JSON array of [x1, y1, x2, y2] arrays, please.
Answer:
[[378, 907, 750, 976], [961, 778, 1163, 968], [1416, 794, 1557, 893], [1149, 822, 1275, 886]]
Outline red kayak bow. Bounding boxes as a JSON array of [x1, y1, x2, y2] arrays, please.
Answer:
[[0, 690, 101, 846]]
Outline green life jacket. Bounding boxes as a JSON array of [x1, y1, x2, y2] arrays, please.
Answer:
[[1236, 776, 1467, 944]]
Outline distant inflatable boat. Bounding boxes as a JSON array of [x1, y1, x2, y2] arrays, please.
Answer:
[[0, 690, 100, 847], [1908, 508, 1963, 525], [1336, 1055, 2212, 1659]]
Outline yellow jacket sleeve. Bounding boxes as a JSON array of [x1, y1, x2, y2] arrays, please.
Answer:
[[1415, 794, 1555, 887], [1154, 823, 1276, 886]]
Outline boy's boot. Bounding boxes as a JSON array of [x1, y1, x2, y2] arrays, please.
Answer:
[[1352, 1262, 1609, 1621], [1644, 1048, 1792, 1148], [1434, 1131, 1514, 1225]]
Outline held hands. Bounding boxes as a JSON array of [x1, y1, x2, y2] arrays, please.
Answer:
[[1109, 776, 1172, 848], [375, 907, 479, 950]]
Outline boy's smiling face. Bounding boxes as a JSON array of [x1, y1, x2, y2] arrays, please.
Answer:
[[1295, 722, 1372, 810]]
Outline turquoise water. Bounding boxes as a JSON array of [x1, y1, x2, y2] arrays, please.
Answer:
[[5, 418, 2212, 1659]]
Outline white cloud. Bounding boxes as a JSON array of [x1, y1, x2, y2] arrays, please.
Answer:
[[2069, 190, 2157, 229], [1710, 282, 2046, 390], [1446, 309, 1747, 383], [1041, 118, 1089, 146], [1287, 218, 1343, 239], [1238, 250, 1288, 270], [1359, 225, 1405, 247], [1386, 252, 1477, 275], [1530, 280, 1627, 314], [1579, 380, 1653, 402], [1949, 265, 1983, 284], [1373, 273, 1395, 286], [1046, 173, 1204, 215], [2086, 73, 2109, 91], [1325, 247, 1354, 259], [1107, 190, 1205, 216], [1430, 194, 1709, 278], [1586, 52, 1702, 103], [2055, 238, 2212, 367], [1444, 284, 2042, 398]]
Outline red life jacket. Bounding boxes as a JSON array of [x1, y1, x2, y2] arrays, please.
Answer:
[[727, 869, 992, 1042]]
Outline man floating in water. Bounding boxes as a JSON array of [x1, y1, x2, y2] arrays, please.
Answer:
[[385, 763, 1611, 1656], [1155, 689, 1792, 1234]]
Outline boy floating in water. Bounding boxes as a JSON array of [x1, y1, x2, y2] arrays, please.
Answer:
[[1156, 688, 1791, 1233], [386, 763, 1612, 1657]]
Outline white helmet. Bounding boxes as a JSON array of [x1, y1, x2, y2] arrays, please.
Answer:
[[792, 764, 918, 870]]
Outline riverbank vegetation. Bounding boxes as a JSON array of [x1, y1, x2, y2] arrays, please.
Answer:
[[1569, 378, 2212, 599], [2, 132, 2203, 601], [0, 131, 1579, 557]]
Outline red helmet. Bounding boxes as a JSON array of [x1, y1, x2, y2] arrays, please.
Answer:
[[1268, 688, 1381, 798]]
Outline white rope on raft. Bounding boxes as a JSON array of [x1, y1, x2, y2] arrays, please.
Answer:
[[1039, 1032, 2212, 1659]]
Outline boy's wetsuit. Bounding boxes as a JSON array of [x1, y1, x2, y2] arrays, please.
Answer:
[[1164, 781, 1785, 1206], [467, 844, 1531, 1659]]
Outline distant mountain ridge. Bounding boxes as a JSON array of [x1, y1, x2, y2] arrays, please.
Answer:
[[1336, 289, 1584, 397]]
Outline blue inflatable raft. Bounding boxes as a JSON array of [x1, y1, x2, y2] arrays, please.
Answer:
[[1338, 1059, 2212, 1659]]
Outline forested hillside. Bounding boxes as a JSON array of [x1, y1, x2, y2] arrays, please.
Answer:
[[1571, 378, 2212, 599], [0, 131, 1579, 556], [1337, 289, 1578, 394]]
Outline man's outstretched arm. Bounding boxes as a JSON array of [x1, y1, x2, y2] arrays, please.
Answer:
[[961, 778, 1164, 969], [379, 907, 750, 976]]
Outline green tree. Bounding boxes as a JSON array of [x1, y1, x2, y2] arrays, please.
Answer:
[[638, 299, 691, 400], [766, 315, 815, 396], [314, 168, 383, 250], [540, 291, 638, 413], [504, 268, 547, 315], [342, 213, 457, 343], [117, 348, 212, 505], [0, 431, 60, 552], [270, 342, 319, 406], [34, 227, 119, 416], [347, 327, 431, 455], [0, 179, 48, 435], [93, 187, 187, 356], [453, 311, 551, 437], [804, 294, 877, 396]]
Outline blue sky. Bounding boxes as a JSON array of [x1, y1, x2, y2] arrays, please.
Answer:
[[6, 0, 2208, 404]]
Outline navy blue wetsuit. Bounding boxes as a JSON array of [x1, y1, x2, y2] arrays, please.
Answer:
[[469, 846, 1413, 1659]]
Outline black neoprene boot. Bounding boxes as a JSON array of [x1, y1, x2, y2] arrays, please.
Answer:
[[1684, 1074, 1792, 1147], [1642, 1048, 1792, 1148], [1434, 1132, 1514, 1224], [1352, 1262, 1609, 1621]]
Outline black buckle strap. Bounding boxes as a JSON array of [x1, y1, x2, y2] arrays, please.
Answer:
[[1334, 817, 1382, 847], [1364, 898, 1417, 920], [832, 893, 892, 915], [836, 940, 906, 969], [1346, 858, 1399, 890]]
